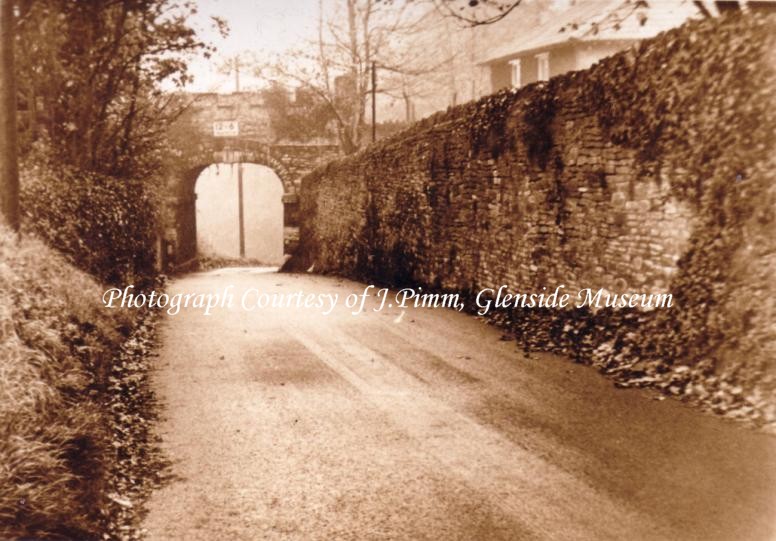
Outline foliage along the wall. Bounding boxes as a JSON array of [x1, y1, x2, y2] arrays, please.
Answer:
[[295, 13, 776, 427]]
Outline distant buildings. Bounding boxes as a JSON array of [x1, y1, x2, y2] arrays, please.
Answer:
[[479, 0, 703, 92]]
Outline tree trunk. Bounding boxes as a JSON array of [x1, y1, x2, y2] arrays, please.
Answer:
[[0, 0, 19, 231]]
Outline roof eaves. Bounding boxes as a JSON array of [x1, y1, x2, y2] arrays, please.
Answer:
[[478, 35, 643, 66], [476, 38, 573, 66]]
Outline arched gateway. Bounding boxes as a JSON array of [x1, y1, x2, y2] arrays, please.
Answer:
[[160, 92, 340, 268]]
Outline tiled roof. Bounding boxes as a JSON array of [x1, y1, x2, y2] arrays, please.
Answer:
[[479, 0, 702, 64]]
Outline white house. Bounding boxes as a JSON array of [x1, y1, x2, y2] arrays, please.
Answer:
[[478, 0, 743, 92]]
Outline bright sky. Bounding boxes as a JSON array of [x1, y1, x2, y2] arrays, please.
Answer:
[[181, 0, 569, 94], [185, 0, 321, 92]]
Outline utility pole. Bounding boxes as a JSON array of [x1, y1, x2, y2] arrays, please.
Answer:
[[470, 25, 477, 101], [0, 0, 19, 231], [237, 163, 245, 257], [234, 55, 240, 93], [371, 62, 376, 143]]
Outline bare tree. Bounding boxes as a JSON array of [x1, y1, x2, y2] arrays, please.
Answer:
[[259, 0, 437, 153], [430, 0, 524, 26], [428, 0, 727, 27]]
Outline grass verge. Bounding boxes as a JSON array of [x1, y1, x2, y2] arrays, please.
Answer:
[[0, 226, 132, 539]]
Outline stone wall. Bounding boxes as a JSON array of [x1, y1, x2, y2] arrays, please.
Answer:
[[295, 15, 776, 423], [181, 92, 273, 140]]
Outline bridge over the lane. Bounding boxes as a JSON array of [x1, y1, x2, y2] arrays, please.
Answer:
[[160, 91, 341, 267]]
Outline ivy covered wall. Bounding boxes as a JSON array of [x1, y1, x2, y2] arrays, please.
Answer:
[[295, 14, 776, 425]]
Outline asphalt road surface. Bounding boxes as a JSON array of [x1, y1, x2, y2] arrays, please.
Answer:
[[143, 269, 776, 541]]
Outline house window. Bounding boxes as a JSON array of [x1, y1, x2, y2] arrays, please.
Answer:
[[536, 52, 550, 81], [509, 59, 521, 88]]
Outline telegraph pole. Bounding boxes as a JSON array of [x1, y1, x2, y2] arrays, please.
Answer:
[[237, 163, 245, 257], [371, 62, 376, 143], [0, 0, 19, 231], [234, 55, 240, 93]]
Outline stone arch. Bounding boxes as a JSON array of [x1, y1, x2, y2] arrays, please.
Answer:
[[159, 91, 341, 267], [174, 156, 291, 265], [206, 144, 296, 195]]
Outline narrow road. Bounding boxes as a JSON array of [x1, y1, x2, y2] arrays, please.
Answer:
[[143, 269, 776, 541]]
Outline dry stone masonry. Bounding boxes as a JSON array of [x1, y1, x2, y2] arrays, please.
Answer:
[[294, 14, 776, 426]]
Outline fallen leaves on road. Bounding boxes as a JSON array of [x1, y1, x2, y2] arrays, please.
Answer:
[[101, 309, 170, 541], [486, 306, 776, 433]]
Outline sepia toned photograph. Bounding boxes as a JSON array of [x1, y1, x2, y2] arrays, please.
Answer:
[[0, 0, 775, 539]]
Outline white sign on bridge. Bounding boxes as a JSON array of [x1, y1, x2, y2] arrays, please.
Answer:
[[213, 120, 239, 137]]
